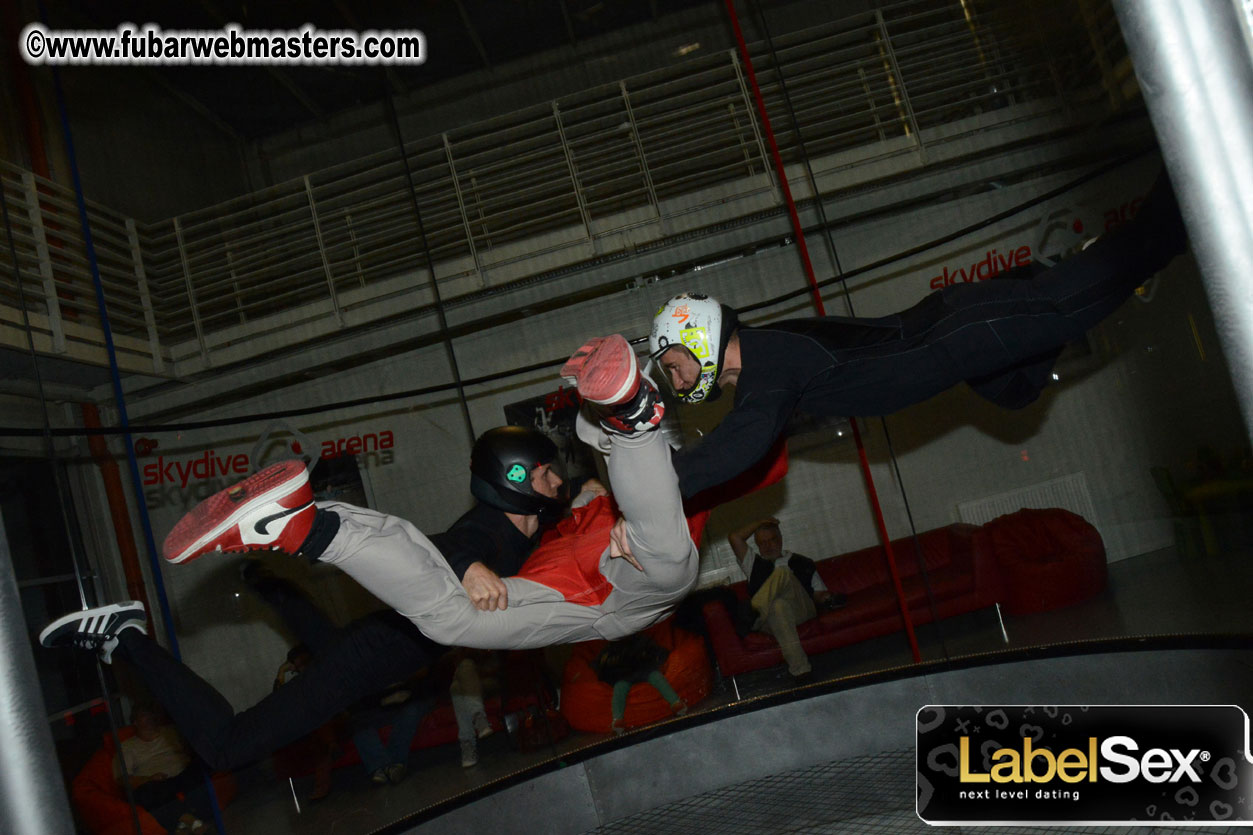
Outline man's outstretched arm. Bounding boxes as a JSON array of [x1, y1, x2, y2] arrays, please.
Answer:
[[673, 388, 796, 498], [728, 516, 777, 573]]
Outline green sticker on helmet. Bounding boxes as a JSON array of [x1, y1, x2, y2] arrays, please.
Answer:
[[506, 464, 528, 483]]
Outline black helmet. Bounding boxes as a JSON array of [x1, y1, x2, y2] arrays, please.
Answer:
[[470, 426, 562, 515]]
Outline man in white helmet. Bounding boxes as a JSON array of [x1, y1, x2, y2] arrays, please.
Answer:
[[649, 172, 1188, 498]]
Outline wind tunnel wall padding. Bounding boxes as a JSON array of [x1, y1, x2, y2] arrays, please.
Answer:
[[559, 618, 711, 734]]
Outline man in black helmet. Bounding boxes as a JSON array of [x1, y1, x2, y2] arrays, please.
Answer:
[[38, 426, 577, 771], [649, 172, 1189, 498], [45, 335, 767, 693], [253, 338, 769, 653], [453, 425, 571, 611]]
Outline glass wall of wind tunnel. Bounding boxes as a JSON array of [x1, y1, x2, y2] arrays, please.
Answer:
[[866, 3, 1253, 654], [0, 155, 159, 832], [18, 1, 1251, 832], [680, 0, 1253, 682], [0, 437, 111, 831], [734, 0, 1251, 666]]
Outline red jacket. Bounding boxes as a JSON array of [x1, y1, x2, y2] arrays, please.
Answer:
[[515, 440, 789, 607]]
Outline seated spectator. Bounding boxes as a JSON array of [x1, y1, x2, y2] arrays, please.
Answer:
[[728, 517, 845, 679], [349, 674, 436, 785], [115, 703, 213, 834], [272, 644, 310, 689], [449, 651, 495, 767], [273, 645, 339, 801], [593, 633, 686, 734]]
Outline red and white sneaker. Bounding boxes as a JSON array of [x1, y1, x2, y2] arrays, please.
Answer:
[[162, 459, 315, 564], [562, 334, 664, 435]]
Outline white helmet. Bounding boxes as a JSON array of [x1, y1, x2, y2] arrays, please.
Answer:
[[648, 292, 739, 404]]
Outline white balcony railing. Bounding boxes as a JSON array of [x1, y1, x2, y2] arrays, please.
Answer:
[[0, 0, 1129, 379]]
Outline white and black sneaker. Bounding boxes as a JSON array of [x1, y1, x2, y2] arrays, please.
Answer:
[[39, 601, 148, 664]]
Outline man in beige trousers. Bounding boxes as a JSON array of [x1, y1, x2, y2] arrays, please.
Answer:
[[728, 518, 842, 679]]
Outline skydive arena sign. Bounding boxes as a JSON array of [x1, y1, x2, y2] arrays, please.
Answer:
[[917, 705, 1253, 825]]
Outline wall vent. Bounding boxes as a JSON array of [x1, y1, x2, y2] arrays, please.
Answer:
[[957, 472, 1100, 531]]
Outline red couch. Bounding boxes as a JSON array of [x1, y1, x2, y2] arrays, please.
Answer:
[[701, 509, 1105, 676]]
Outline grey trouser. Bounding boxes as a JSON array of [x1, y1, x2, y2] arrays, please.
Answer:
[[318, 422, 698, 650]]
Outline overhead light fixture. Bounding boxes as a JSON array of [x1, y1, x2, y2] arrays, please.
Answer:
[[674, 42, 701, 57]]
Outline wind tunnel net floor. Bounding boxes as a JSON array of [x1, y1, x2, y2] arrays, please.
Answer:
[[588, 749, 1248, 835]]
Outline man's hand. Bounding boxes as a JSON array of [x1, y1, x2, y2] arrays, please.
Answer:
[[608, 518, 643, 572], [728, 516, 781, 561], [462, 561, 508, 611], [815, 590, 848, 611], [573, 477, 610, 508]]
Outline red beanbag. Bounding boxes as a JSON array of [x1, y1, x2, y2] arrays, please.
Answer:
[[984, 508, 1107, 615], [560, 619, 711, 733]]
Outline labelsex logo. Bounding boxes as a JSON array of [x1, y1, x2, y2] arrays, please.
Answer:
[[960, 735, 1206, 785], [917, 704, 1250, 826]]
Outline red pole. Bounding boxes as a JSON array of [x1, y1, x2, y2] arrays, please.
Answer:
[[723, 0, 922, 662], [81, 405, 153, 627]]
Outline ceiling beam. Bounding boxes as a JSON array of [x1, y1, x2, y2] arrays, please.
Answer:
[[453, 0, 491, 70], [146, 71, 246, 143], [558, 0, 578, 46], [258, 65, 326, 119], [197, 0, 325, 119], [331, 0, 408, 95], [40, 3, 246, 143]]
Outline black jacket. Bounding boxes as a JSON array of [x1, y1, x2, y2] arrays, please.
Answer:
[[429, 502, 538, 581], [673, 322, 871, 498]]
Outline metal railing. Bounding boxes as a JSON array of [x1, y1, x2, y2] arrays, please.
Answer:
[[0, 163, 161, 372], [0, 0, 1128, 379]]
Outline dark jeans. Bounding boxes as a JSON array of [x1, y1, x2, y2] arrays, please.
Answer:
[[826, 171, 1187, 416], [133, 767, 212, 830], [673, 172, 1187, 499], [118, 578, 440, 771]]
